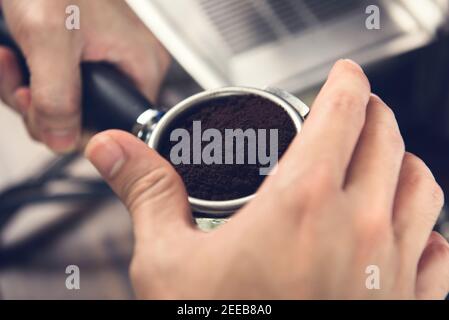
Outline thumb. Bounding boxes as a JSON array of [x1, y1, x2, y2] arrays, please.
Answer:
[[85, 130, 195, 239]]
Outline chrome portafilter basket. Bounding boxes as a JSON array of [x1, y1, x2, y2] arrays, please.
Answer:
[[135, 86, 309, 217]]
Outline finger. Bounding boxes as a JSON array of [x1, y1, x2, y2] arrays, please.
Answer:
[[85, 130, 196, 240], [345, 95, 405, 214], [393, 153, 444, 263], [273, 59, 371, 188], [0, 46, 23, 110], [14, 86, 31, 115], [24, 35, 82, 153], [416, 232, 449, 300], [113, 43, 170, 102], [15, 87, 40, 141]]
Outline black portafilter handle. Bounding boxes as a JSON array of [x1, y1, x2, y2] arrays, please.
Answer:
[[0, 14, 153, 133]]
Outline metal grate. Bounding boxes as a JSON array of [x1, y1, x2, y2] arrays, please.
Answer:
[[302, 0, 363, 22], [199, 0, 367, 54], [265, 0, 308, 34], [199, 0, 278, 54]]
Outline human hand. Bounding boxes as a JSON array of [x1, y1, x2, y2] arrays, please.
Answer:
[[85, 60, 449, 299], [0, 0, 169, 153]]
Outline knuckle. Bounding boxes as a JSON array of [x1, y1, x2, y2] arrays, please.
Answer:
[[377, 126, 404, 152], [10, 4, 67, 45], [292, 162, 339, 208], [355, 213, 390, 240], [427, 241, 449, 262], [276, 162, 338, 213], [32, 89, 79, 117], [351, 201, 392, 241], [430, 182, 445, 210], [21, 8, 61, 31], [388, 131, 405, 154], [403, 154, 444, 209], [407, 171, 440, 202], [303, 162, 337, 194], [403, 170, 427, 192], [368, 108, 404, 153], [403, 152, 425, 170]]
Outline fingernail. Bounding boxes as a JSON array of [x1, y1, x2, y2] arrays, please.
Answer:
[[85, 134, 125, 179], [42, 129, 79, 153]]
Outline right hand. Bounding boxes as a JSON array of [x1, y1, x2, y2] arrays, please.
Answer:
[[86, 60, 449, 299], [0, 0, 170, 153]]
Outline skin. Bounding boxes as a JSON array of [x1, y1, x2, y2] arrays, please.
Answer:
[[85, 60, 449, 299], [0, 1, 447, 300], [0, 0, 170, 152]]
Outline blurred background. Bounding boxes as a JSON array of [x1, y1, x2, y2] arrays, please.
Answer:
[[1, 0, 449, 299]]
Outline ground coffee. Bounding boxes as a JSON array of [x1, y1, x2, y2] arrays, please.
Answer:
[[159, 95, 296, 201]]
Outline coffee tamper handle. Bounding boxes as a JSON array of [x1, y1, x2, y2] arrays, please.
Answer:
[[264, 87, 310, 119], [81, 62, 158, 133], [0, 13, 157, 134]]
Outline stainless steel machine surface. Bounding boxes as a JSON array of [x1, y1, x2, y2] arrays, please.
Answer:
[[127, 0, 449, 93]]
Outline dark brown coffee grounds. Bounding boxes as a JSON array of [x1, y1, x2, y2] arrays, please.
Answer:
[[159, 94, 296, 201]]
